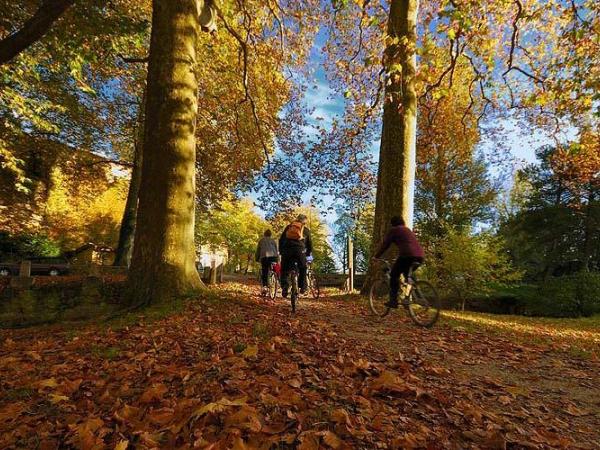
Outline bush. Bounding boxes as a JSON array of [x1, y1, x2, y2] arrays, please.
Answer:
[[0, 232, 61, 259], [522, 272, 600, 318]]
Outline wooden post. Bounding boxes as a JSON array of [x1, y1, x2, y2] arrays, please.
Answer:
[[347, 235, 354, 293], [11, 260, 33, 289], [19, 260, 31, 277], [209, 260, 217, 285]]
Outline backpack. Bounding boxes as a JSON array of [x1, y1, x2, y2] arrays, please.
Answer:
[[285, 221, 305, 240]]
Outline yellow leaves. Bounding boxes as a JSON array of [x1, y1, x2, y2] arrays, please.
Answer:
[[114, 440, 129, 450], [241, 344, 258, 358], [193, 396, 248, 418], [49, 393, 70, 404], [37, 378, 59, 389]]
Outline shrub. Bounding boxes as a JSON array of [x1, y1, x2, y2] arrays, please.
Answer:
[[522, 272, 600, 318], [0, 232, 61, 259]]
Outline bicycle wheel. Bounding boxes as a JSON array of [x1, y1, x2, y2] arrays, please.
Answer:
[[268, 272, 278, 300], [369, 278, 391, 317], [406, 280, 441, 327], [290, 272, 298, 313], [309, 273, 320, 299]]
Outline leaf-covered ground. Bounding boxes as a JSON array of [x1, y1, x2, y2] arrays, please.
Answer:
[[1, 279, 599, 449]]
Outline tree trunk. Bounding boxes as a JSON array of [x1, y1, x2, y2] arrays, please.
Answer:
[[0, 0, 74, 65], [362, 0, 419, 292], [581, 187, 596, 272], [113, 91, 146, 267], [127, 0, 203, 305]]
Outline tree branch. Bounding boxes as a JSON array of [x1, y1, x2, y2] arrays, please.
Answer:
[[0, 0, 75, 65], [214, 4, 271, 163], [117, 54, 149, 64]]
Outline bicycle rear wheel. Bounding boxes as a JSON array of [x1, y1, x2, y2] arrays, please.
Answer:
[[406, 280, 441, 327], [268, 272, 278, 300], [369, 278, 391, 317]]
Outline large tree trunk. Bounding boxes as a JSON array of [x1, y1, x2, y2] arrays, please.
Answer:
[[113, 91, 146, 267], [127, 0, 203, 305], [363, 0, 419, 291], [0, 0, 74, 65]]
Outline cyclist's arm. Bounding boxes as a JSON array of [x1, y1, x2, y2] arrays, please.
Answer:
[[373, 230, 393, 258]]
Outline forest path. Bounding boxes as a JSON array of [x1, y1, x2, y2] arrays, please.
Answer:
[[0, 279, 598, 449]]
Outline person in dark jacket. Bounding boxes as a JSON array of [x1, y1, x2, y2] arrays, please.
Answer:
[[255, 229, 279, 295], [279, 214, 312, 297], [373, 215, 424, 308]]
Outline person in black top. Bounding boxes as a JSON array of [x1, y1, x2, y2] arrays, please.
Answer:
[[279, 214, 312, 297]]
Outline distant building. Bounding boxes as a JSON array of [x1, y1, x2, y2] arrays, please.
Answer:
[[197, 245, 228, 270]]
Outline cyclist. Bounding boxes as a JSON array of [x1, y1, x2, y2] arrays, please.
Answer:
[[279, 214, 312, 298], [373, 215, 424, 309], [255, 229, 279, 296]]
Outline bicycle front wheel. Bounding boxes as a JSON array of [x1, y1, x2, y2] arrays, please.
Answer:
[[407, 280, 441, 327], [309, 274, 320, 299], [268, 272, 278, 300], [369, 278, 391, 317]]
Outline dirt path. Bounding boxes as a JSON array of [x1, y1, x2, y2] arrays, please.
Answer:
[[299, 293, 600, 448], [0, 281, 598, 449]]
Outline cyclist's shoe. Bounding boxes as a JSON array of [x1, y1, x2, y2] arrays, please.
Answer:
[[384, 299, 399, 309], [282, 288, 288, 298], [401, 298, 410, 307], [300, 288, 307, 295]]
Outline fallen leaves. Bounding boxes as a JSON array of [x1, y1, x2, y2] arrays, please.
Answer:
[[0, 282, 598, 449]]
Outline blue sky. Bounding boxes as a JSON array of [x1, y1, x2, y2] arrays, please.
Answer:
[[249, 26, 580, 239]]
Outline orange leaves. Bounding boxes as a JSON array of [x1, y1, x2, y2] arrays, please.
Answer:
[[139, 383, 168, 404], [1, 282, 599, 449]]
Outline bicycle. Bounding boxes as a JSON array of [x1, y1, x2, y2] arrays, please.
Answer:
[[266, 262, 279, 300], [369, 258, 441, 327], [306, 261, 320, 299]]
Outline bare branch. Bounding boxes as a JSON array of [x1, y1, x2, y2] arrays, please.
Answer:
[[503, 0, 545, 85], [214, 4, 271, 163], [0, 0, 74, 65], [117, 54, 149, 64], [266, 0, 285, 55]]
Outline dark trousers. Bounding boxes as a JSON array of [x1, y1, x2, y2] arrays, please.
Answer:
[[260, 256, 278, 287], [390, 256, 424, 301], [280, 248, 307, 292]]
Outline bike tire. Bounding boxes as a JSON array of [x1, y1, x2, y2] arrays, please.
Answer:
[[268, 272, 278, 300], [407, 280, 441, 327], [369, 278, 391, 317], [310, 274, 320, 299]]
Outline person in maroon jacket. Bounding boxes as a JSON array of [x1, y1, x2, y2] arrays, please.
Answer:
[[373, 216, 425, 308]]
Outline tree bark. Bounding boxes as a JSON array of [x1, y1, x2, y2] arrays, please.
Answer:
[[0, 0, 74, 65], [113, 91, 146, 267], [127, 0, 203, 305], [363, 0, 419, 292]]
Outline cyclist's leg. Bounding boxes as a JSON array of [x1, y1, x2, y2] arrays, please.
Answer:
[[260, 257, 270, 287], [389, 257, 410, 307], [280, 252, 292, 296], [297, 251, 308, 292]]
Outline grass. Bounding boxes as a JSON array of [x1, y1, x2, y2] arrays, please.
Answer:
[[443, 310, 600, 359]]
